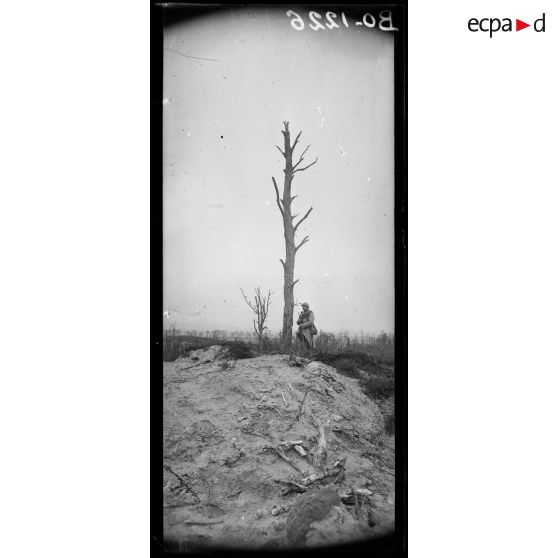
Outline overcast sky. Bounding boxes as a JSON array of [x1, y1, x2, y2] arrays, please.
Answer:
[[163, 7, 394, 335]]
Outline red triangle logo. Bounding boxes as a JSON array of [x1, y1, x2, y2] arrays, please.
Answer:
[[516, 19, 530, 31]]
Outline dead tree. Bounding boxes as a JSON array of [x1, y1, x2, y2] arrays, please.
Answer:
[[240, 287, 273, 350], [272, 121, 317, 351]]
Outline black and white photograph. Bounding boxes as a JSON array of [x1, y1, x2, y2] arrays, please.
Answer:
[[155, 2, 406, 553], [6, 2, 558, 557]]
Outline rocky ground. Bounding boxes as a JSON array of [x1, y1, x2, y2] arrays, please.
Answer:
[[162, 346, 395, 551]]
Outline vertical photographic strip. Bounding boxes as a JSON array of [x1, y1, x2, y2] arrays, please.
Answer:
[[154, 3, 406, 554]]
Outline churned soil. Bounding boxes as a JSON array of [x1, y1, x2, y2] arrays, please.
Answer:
[[162, 346, 395, 552]]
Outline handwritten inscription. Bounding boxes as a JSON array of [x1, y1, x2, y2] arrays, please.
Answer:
[[286, 9, 398, 32]]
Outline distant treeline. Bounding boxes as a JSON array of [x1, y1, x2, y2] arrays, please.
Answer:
[[163, 326, 394, 364], [171, 328, 393, 345]]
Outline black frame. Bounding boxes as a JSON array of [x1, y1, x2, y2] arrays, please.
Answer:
[[151, 2, 407, 555]]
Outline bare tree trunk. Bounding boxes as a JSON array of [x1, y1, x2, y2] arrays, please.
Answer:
[[271, 121, 317, 352]]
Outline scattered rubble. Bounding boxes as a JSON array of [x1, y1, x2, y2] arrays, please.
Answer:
[[163, 347, 395, 550]]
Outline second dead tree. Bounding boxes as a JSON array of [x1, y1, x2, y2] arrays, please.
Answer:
[[240, 287, 273, 351], [272, 121, 317, 351]]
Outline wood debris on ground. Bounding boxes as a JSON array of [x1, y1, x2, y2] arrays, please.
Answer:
[[163, 348, 395, 549]]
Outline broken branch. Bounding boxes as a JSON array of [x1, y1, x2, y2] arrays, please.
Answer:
[[163, 464, 200, 502], [311, 421, 327, 470], [183, 519, 224, 526], [330, 457, 347, 486], [295, 236, 309, 252], [291, 130, 302, 151], [240, 428, 269, 439], [293, 207, 313, 231], [163, 464, 188, 487], [274, 479, 307, 494], [271, 177, 284, 216], [288, 383, 312, 427], [300, 460, 345, 487], [275, 445, 304, 474], [293, 157, 318, 174], [279, 439, 306, 449], [293, 144, 311, 170], [240, 288, 257, 312], [179, 361, 205, 371], [294, 445, 308, 457]]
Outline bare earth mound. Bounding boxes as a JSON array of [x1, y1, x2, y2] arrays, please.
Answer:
[[162, 346, 395, 551]]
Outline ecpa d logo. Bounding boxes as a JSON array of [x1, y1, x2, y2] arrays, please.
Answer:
[[468, 13, 546, 37]]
